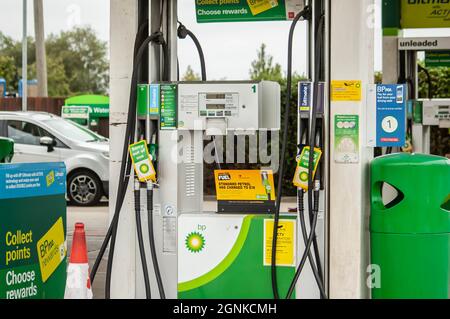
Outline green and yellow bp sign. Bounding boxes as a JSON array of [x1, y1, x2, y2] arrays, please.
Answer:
[[0, 162, 67, 299], [401, 0, 450, 29]]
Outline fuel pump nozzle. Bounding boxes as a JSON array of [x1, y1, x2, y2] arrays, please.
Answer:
[[261, 170, 272, 200]]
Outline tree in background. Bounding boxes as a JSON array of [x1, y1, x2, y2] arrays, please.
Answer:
[[250, 44, 283, 82], [27, 57, 70, 96], [46, 27, 109, 95], [0, 55, 16, 92], [417, 64, 450, 157], [0, 27, 108, 96], [182, 65, 200, 81], [249, 43, 306, 196], [374, 71, 382, 84], [418, 65, 450, 99]]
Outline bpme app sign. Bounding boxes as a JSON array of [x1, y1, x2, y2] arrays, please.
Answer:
[[367, 84, 407, 148]]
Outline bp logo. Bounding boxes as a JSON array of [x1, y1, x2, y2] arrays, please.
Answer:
[[140, 163, 149, 174], [185, 232, 205, 253], [299, 171, 309, 182]]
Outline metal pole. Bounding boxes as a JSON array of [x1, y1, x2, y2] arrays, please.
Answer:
[[22, 0, 28, 111], [34, 0, 48, 97]]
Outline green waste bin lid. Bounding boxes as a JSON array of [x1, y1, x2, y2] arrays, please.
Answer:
[[371, 153, 450, 234], [0, 137, 14, 163]]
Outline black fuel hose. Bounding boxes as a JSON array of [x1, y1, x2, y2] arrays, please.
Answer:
[[312, 187, 325, 298], [146, 183, 166, 299], [95, 31, 165, 299], [286, 81, 322, 299], [105, 32, 166, 298], [297, 188, 327, 298], [177, 22, 225, 170], [271, 6, 310, 299], [308, 13, 326, 296], [418, 64, 433, 99], [90, 21, 150, 286], [92, 2, 169, 298], [135, 181, 151, 298], [297, 130, 325, 296], [177, 22, 206, 81], [311, 126, 324, 289]]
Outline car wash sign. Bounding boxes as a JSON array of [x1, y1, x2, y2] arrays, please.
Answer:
[[195, 0, 305, 23], [401, 0, 450, 29]]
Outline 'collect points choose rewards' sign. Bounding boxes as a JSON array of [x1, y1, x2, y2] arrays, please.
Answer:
[[0, 162, 67, 299], [196, 0, 305, 23]]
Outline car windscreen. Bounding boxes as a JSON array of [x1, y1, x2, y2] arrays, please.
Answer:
[[42, 118, 107, 143]]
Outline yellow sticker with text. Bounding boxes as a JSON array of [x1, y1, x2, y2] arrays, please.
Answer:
[[331, 80, 362, 101], [214, 170, 276, 201], [264, 219, 296, 267], [247, 0, 279, 16], [36, 217, 66, 282]]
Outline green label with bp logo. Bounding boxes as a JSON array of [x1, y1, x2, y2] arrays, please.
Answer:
[[129, 140, 156, 182], [292, 146, 322, 191]]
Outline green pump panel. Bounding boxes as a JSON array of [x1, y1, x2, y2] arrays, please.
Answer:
[[370, 153, 450, 299], [178, 214, 296, 299]]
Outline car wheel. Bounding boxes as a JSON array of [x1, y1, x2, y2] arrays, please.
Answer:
[[68, 170, 103, 206]]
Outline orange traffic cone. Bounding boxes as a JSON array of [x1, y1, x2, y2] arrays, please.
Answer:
[[64, 223, 93, 299]]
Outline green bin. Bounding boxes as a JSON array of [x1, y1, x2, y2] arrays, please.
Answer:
[[370, 153, 450, 299], [0, 137, 14, 163]]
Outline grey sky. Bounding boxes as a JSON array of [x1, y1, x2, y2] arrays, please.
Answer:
[[0, 1, 449, 80]]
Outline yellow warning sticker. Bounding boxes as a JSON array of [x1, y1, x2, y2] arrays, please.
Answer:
[[331, 80, 362, 101], [247, 0, 279, 16], [36, 217, 66, 282], [264, 219, 296, 267]]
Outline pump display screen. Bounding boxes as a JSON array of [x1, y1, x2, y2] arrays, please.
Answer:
[[206, 94, 226, 100], [198, 92, 239, 118], [206, 104, 226, 110]]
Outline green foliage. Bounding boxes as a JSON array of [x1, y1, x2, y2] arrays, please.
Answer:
[[417, 64, 450, 157], [374, 71, 382, 84], [0, 27, 108, 96], [182, 65, 201, 81], [46, 27, 109, 95], [0, 55, 16, 91], [250, 43, 307, 196], [27, 57, 71, 97], [418, 64, 450, 99], [249, 44, 283, 82]]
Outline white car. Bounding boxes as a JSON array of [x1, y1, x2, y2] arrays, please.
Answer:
[[0, 111, 109, 206]]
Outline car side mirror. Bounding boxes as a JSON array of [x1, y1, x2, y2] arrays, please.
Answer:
[[40, 136, 56, 152]]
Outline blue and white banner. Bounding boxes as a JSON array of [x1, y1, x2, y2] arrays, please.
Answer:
[[0, 162, 66, 200], [367, 84, 407, 148]]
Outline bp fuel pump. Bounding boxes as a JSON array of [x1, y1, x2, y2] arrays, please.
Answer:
[[94, 0, 330, 300]]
